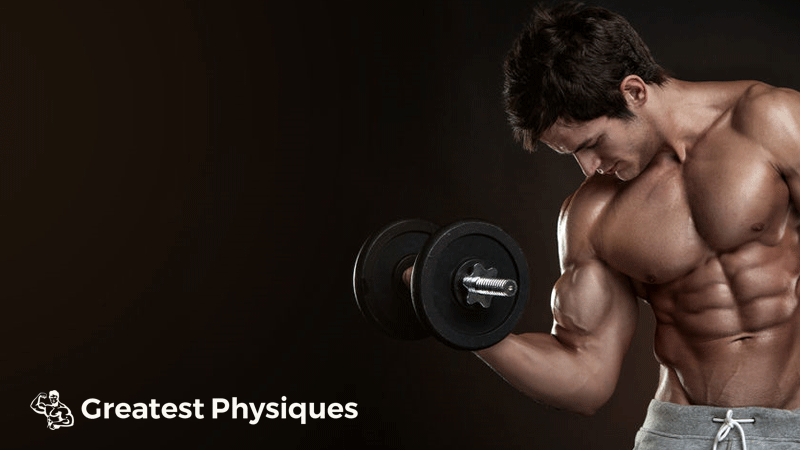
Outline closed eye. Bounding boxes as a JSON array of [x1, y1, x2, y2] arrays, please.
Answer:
[[574, 141, 596, 154], [586, 135, 604, 150]]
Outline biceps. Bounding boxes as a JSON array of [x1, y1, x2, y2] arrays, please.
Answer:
[[551, 260, 638, 354]]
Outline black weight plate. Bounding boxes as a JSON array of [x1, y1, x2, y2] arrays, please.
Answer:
[[412, 220, 529, 350], [353, 219, 438, 340]]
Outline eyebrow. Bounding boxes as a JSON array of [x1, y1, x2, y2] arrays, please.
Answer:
[[573, 133, 606, 153], [572, 137, 593, 154]]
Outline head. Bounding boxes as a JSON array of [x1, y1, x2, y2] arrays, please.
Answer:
[[48, 390, 60, 405], [504, 2, 667, 178]]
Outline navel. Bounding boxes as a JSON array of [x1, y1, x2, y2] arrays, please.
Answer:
[[645, 274, 657, 284], [751, 222, 765, 232]]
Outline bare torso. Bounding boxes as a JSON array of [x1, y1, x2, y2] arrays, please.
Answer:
[[587, 82, 800, 408]]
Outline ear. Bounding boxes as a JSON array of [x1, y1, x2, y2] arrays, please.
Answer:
[[619, 75, 647, 108]]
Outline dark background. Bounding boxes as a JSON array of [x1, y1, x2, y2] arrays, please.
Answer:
[[4, 1, 800, 448]]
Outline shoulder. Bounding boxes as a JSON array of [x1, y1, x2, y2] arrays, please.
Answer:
[[557, 175, 619, 269], [730, 82, 800, 156]]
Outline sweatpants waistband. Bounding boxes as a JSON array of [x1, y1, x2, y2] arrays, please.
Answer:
[[641, 399, 800, 440]]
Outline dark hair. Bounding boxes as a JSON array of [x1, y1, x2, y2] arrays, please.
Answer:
[[504, 2, 667, 151]]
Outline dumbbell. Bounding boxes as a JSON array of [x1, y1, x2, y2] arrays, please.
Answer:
[[353, 219, 529, 350]]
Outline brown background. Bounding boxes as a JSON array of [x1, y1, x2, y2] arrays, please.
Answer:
[[4, 0, 800, 448]]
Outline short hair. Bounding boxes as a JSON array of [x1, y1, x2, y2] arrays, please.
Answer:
[[503, 2, 667, 151]]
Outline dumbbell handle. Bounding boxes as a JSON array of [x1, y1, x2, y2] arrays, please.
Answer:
[[462, 276, 517, 297], [458, 260, 517, 308], [404, 263, 517, 309]]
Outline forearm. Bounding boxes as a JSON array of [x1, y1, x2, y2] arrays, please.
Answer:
[[475, 332, 618, 415], [30, 397, 44, 410], [51, 416, 73, 425]]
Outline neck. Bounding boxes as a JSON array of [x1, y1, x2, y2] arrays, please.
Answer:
[[645, 78, 732, 162]]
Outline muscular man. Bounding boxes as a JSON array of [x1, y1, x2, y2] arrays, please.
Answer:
[[31, 391, 74, 430], [476, 3, 800, 448]]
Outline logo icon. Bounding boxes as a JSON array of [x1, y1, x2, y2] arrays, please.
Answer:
[[30, 391, 74, 430]]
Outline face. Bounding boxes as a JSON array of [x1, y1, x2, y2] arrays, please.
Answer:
[[540, 114, 658, 181], [49, 392, 59, 404]]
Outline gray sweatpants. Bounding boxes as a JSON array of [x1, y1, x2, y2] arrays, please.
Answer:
[[634, 399, 800, 449]]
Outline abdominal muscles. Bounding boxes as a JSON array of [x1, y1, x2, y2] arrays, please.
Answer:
[[648, 227, 800, 408]]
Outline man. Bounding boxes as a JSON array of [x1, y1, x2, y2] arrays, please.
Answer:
[[30, 391, 74, 430], [476, 2, 800, 449]]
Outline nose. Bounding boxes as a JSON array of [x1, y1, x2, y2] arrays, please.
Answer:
[[573, 151, 601, 177]]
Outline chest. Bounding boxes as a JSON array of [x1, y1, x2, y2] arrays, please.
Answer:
[[595, 138, 790, 285]]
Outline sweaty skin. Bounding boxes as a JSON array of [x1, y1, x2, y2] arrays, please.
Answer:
[[476, 78, 800, 414]]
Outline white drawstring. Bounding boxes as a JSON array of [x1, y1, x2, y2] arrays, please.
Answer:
[[712, 410, 755, 450]]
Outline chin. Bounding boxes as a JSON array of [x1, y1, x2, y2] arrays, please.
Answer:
[[616, 164, 641, 181]]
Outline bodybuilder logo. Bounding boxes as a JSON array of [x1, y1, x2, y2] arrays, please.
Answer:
[[30, 391, 75, 430]]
